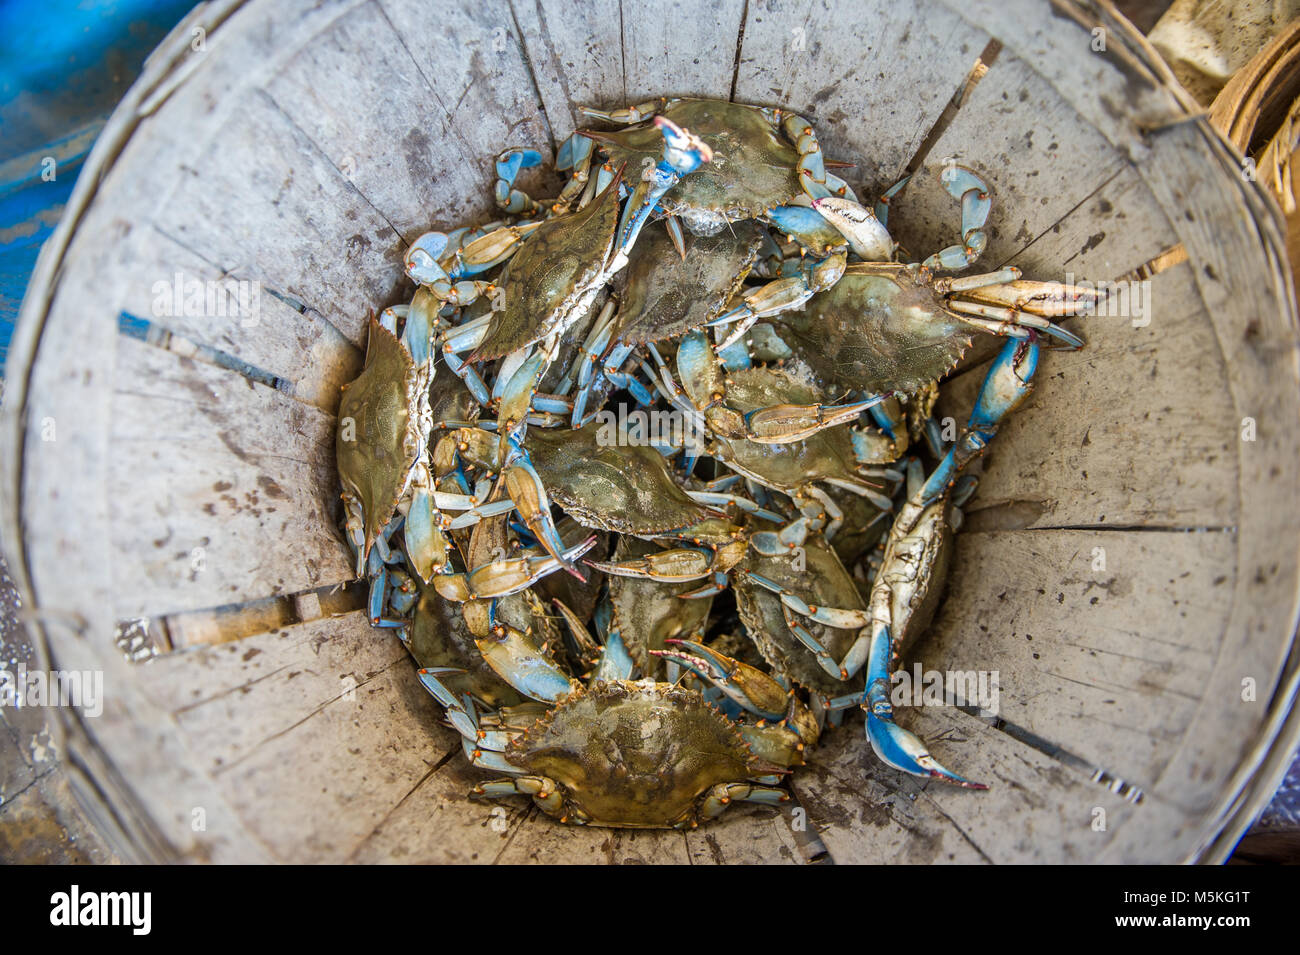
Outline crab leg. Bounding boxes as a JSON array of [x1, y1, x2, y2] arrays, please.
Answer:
[[943, 277, 1098, 349], [656, 639, 819, 768], [495, 130, 601, 219], [586, 546, 721, 583], [433, 536, 598, 602], [578, 97, 676, 125], [494, 148, 543, 215], [705, 251, 847, 350], [611, 116, 713, 265], [698, 782, 790, 822], [406, 222, 541, 308], [861, 624, 986, 789], [763, 107, 857, 203], [676, 328, 884, 444], [845, 337, 1039, 787], [740, 570, 872, 631], [686, 490, 786, 525], [653, 639, 789, 721], [926, 164, 992, 271], [417, 667, 484, 740], [809, 195, 896, 261], [474, 620, 579, 704], [437, 313, 494, 405], [569, 297, 619, 425], [500, 442, 581, 577], [473, 776, 565, 815]]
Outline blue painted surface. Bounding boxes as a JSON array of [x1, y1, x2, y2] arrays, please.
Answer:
[[0, 0, 195, 373]]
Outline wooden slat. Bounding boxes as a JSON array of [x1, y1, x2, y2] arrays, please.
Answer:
[[141, 610, 516, 864], [152, 87, 407, 345], [917, 527, 1235, 794], [733, 0, 987, 187], [140, 612, 406, 770], [1115, 119, 1300, 852], [137, 611, 470, 862], [684, 805, 809, 863], [119, 225, 362, 411], [267, 0, 552, 244], [510, 0, 625, 140], [936, 262, 1237, 529], [66, 0, 401, 346], [932, 0, 1187, 162], [887, 51, 1127, 270], [108, 335, 352, 618], [796, 707, 1145, 863], [1007, 162, 1179, 282], [620, 0, 748, 103]]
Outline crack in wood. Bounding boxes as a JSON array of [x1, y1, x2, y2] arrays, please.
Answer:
[[151, 223, 361, 353], [210, 655, 408, 776], [342, 746, 460, 862], [490, 803, 537, 864], [916, 784, 996, 863], [728, 0, 750, 104], [902, 38, 1002, 177], [999, 165, 1128, 273], [259, 89, 410, 247], [506, 0, 559, 155]]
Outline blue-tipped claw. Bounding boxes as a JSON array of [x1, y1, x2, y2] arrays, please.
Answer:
[[406, 231, 450, 285], [653, 639, 789, 721], [863, 626, 985, 789]]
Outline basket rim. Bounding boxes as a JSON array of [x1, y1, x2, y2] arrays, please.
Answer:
[[0, 0, 1297, 863]]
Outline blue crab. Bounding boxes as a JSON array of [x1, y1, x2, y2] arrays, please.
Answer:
[[419, 626, 817, 827], [751, 336, 1043, 787], [578, 98, 863, 335], [336, 306, 447, 582], [707, 164, 1097, 354]]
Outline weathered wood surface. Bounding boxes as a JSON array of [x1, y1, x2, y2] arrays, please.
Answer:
[[136, 610, 811, 863], [795, 707, 1145, 864], [119, 226, 363, 412], [734, 0, 990, 190], [109, 335, 354, 618], [937, 262, 1237, 530], [888, 49, 1127, 271], [918, 528, 1236, 807], [3, 0, 1298, 863]]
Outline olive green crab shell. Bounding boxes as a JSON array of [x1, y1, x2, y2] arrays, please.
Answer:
[[524, 422, 707, 535], [408, 585, 523, 710], [736, 538, 868, 700], [336, 318, 420, 557], [506, 681, 776, 828], [585, 99, 804, 224], [605, 537, 714, 678], [777, 263, 974, 395], [711, 366, 863, 493], [613, 219, 764, 345], [471, 166, 625, 361]]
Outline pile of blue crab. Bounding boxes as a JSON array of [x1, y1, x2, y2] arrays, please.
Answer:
[[335, 98, 1098, 829]]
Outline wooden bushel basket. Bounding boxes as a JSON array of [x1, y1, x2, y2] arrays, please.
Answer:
[[2, 0, 1299, 864]]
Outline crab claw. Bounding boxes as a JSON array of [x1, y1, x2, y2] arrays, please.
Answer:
[[652, 115, 713, 175], [968, 335, 1039, 433], [405, 231, 451, 285], [944, 277, 1096, 349], [653, 639, 789, 722], [502, 454, 584, 580], [810, 195, 896, 261], [919, 336, 1039, 504], [862, 624, 986, 789], [475, 622, 579, 705], [865, 710, 988, 790]]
